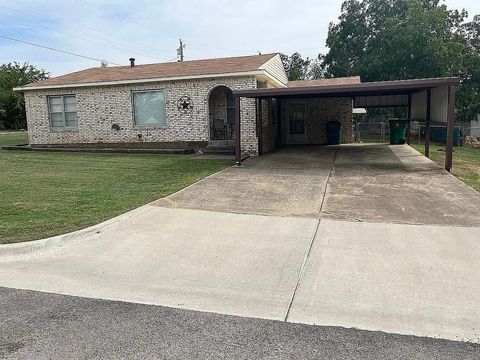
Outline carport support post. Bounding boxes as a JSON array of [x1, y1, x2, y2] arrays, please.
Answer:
[[445, 85, 455, 172], [276, 98, 282, 143], [257, 98, 263, 156], [425, 89, 431, 158], [407, 94, 412, 145], [235, 95, 241, 166]]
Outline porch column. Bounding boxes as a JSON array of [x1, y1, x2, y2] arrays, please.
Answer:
[[407, 94, 412, 145], [235, 95, 241, 166], [425, 89, 431, 158], [445, 85, 456, 172]]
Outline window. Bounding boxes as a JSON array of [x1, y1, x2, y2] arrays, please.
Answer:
[[48, 95, 78, 129], [226, 90, 235, 125], [133, 90, 166, 126]]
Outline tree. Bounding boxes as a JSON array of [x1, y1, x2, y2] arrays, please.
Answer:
[[321, 0, 480, 122], [457, 15, 480, 122], [0, 62, 49, 129], [307, 56, 326, 80], [280, 53, 311, 81]]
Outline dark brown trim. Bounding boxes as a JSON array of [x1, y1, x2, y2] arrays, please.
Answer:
[[276, 98, 282, 145], [445, 86, 455, 171], [257, 99, 263, 155], [235, 96, 241, 166], [425, 89, 431, 158], [233, 77, 460, 98], [407, 94, 412, 145]]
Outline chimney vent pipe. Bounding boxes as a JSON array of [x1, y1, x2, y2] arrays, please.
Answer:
[[129, 58, 135, 67]]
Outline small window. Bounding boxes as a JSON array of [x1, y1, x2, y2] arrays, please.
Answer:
[[133, 90, 166, 126], [226, 90, 235, 124], [48, 95, 78, 129]]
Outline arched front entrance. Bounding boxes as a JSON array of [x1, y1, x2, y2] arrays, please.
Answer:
[[208, 85, 235, 140]]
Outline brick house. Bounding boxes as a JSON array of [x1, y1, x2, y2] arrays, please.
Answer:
[[15, 53, 357, 156]]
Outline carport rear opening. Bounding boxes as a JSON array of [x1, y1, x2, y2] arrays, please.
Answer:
[[233, 77, 459, 171]]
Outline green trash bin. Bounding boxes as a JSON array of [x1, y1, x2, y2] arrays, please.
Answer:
[[388, 119, 408, 145]]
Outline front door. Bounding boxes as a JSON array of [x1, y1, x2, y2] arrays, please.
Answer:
[[287, 102, 306, 144]]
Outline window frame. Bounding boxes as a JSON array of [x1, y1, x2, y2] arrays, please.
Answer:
[[48, 95, 78, 131], [132, 89, 167, 127], [225, 90, 236, 125]]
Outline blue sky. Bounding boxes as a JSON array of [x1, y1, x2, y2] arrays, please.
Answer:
[[1, 0, 479, 76]]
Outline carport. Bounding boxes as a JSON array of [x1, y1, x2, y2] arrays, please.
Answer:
[[233, 77, 460, 171]]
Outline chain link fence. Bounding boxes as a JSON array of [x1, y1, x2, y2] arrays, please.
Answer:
[[352, 121, 478, 146], [352, 121, 388, 143]]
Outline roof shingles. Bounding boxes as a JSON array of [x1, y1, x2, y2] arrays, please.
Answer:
[[24, 53, 278, 88]]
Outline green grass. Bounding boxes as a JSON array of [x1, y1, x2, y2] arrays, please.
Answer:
[[0, 132, 230, 244], [410, 142, 480, 192]]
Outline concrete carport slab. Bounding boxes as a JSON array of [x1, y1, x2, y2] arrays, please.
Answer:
[[288, 219, 480, 343], [322, 144, 480, 226], [157, 144, 480, 226], [0, 207, 318, 321]]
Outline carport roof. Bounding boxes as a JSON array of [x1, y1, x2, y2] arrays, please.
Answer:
[[233, 77, 460, 98]]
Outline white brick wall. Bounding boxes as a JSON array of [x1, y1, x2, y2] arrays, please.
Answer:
[[25, 76, 259, 156]]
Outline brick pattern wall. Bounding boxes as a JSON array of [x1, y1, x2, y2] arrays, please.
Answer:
[[240, 97, 258, 156], [280, 97, 352, 145], [24, 76, 259, 156]]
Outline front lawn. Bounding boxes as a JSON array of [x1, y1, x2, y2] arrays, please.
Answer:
[[410, 142, 480, 192], [0, 132, 230, 244]]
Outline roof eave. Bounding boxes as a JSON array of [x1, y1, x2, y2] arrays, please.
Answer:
[[234, 77, 461, 98], [13, 70, 270, 91]]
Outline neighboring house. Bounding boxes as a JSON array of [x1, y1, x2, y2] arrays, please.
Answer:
[[14, 53, 358, 156]]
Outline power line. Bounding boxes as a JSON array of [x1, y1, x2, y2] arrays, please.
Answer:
[[0, 35, 122, 66], [0, 3, 173, 62], [9, 0, 175, 61], [78, 0, 180, 42], [0, 10, 134, 63], [5, 0, 323, 64]]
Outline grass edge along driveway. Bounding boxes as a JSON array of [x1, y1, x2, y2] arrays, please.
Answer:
[[0, 132, 230, 244], [410, 142, 480, 192]]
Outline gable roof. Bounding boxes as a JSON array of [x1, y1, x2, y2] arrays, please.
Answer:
[[19, 53, 280, 90], [287, 76, 361, 87]]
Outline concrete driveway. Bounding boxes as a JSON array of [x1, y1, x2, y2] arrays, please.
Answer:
[[1, 144, 479, 344], [157, 144, 480, 226], [156, 146, 336, 218]]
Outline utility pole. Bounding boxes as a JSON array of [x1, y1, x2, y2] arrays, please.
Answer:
[[177, 39, 185, 62]]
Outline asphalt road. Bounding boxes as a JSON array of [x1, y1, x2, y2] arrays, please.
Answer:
[[1, 287, 479, 360]]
